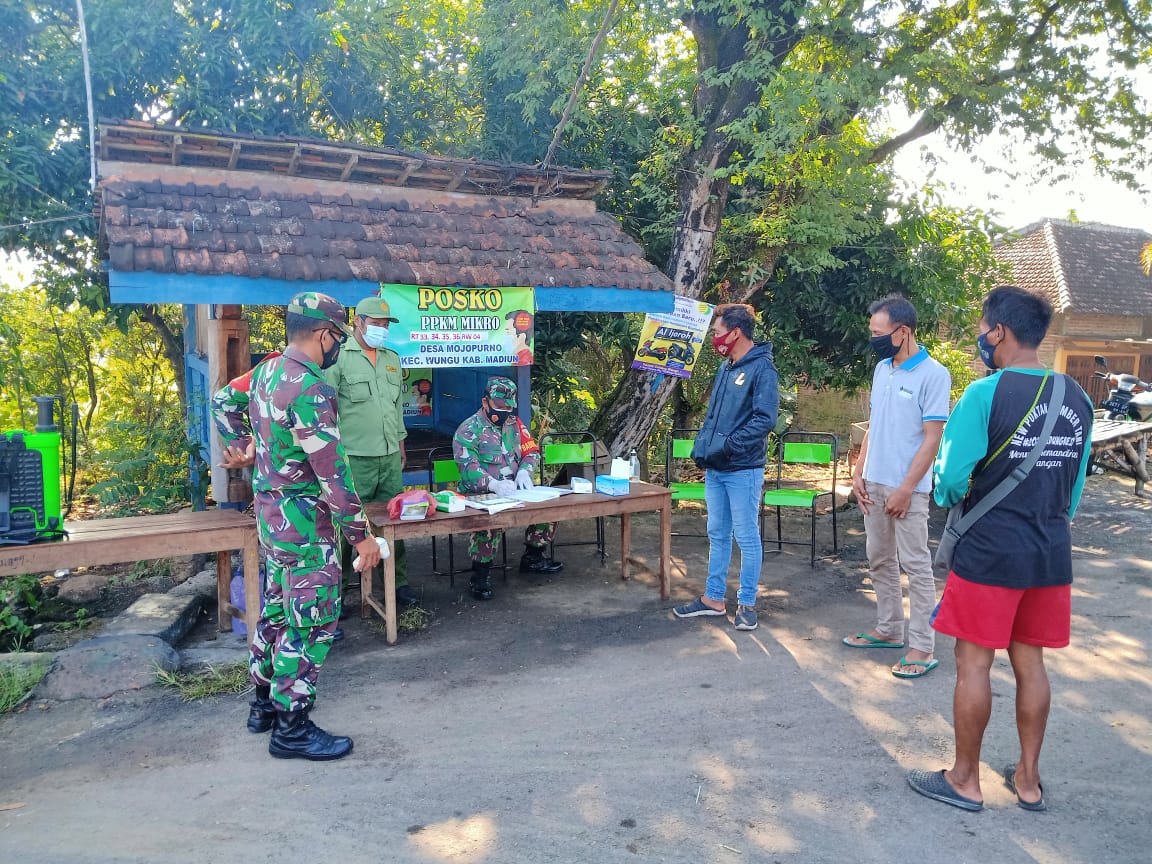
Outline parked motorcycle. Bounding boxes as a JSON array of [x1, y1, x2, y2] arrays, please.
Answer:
[[1093, 355, 1152, 421], [638, 339, 668, 361], [666, 341, 695, 365]]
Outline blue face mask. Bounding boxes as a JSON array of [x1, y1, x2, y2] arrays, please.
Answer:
[[977, 331, 998, 370], [362, 324, 389, 349]]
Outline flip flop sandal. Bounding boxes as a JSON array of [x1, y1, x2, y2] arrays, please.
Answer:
[[842, 632, 905, 649], [892, 656, 940, 678]]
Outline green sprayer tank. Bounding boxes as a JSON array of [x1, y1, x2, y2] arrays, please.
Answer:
[[0, 396, 64, 544]]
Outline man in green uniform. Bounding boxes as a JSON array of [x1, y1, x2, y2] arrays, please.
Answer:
[[453, 376, 562, 601], [324, 295, 418, 608], [213, 291, 381, 761]]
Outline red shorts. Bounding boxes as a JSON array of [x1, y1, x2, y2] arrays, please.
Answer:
[[932, 573, 1071, 649]]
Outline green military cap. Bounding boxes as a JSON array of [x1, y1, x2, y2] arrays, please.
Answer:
[[484, 376, 517, 410], [287, 291, 353, 337], [355, 295, 400, 323]]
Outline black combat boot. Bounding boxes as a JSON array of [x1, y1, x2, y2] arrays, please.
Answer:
[[247, 686, 277, 734], [268, 708, 353, 761], [520, 545, 563, 574], [469, 562, 494, 600]]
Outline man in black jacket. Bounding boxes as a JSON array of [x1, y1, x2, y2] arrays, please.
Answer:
[[673, 303, 779, 631]]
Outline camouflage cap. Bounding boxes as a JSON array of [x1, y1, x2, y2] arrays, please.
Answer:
[[355, 295, 400, 323], [483, 376, 517, 410], [287, 291, 353, 337]]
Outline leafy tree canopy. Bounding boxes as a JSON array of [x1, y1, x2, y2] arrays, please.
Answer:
[[2, 0, 1150, 448]]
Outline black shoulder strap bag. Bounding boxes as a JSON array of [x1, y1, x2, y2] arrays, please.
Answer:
[[933, 372, 1065, 572]]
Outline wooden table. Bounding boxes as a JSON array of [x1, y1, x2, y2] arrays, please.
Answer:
[[363, 481, 673, 644], [1091, 418, 1152, 496], [0, 510, 261, 638]]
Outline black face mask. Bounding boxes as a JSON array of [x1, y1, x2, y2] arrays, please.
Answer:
[[870, 328, 902, 361], [489, 409, 513, 428], [320, 333, 342, 370]]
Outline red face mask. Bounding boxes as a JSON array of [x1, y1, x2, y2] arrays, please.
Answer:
[[711, 329, 739, 356]]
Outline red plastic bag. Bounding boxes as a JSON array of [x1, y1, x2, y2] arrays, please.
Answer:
[[386, 489, 437, 521]]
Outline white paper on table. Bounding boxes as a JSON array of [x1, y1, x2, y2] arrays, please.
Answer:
[[507, 487, 571, 503], [462, 494, 525, 514]]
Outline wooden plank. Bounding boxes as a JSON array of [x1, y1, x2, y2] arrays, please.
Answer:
[[339, 154, 359, 181], [1, 510, 261, 637], [61, 511, 253, 535], [216, 550, 231, 634], [60, 522, 252, 545], [0, 529, 252, 577], [444, 167, 467, 193], [393, 159, 422, 186]]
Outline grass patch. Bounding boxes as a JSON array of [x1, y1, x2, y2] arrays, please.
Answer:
[[127, 557, 173, 583], [371, 605, 431, 637], [155, 662, 250, 702], [0, 662, 49, 714]]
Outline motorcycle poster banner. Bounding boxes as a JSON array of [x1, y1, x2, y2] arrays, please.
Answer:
[[379, 284, 536, 368], [631, 296, 714, 379]]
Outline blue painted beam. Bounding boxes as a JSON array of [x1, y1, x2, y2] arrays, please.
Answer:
[[109, 271, 675, 314], [535, 286, 674, 313]]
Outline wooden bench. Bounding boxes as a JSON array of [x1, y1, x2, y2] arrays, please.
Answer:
[[363, 481, 673, 644], [0, 510, 261, 638]]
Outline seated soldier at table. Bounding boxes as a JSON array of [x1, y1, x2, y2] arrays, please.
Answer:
[[452, 376, 562, 600]]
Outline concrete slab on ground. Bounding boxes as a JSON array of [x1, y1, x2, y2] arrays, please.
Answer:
[[35, 635, 178, 701]]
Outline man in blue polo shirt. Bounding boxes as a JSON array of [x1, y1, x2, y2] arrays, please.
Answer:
[[843, 295, 951, 678]]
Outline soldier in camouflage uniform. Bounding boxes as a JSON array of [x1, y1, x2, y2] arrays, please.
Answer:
[[212, 291, 381, 761], [452, 376, 562, 600]]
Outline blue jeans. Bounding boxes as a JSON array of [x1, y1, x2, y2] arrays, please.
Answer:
[[703, 467, 765, 607]]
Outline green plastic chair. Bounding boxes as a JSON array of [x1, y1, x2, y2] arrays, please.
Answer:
[[540, 432, 606, 564], [426, 446, 506, 585], [761, 432, 838, 565], [664, 428, 708, 538]]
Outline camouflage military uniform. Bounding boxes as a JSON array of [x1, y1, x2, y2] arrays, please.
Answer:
[[213, 346, 370, 714], [453, 397, 554, 563]]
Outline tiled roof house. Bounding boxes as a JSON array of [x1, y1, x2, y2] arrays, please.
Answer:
[[95, 121, 676, 500], [97, 121, 674, 307], [994, 219, 1152, 399]]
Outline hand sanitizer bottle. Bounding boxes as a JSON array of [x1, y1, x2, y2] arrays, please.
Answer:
[[628, 448, 640, 481]]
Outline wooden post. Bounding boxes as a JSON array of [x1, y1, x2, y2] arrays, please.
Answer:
[[202, 306, 251, 506]]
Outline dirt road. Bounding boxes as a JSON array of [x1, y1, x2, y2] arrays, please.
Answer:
[[2, 473, 1149, 863]]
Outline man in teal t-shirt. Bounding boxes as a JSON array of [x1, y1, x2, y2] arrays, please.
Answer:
[[907, 285, 1093, 814]]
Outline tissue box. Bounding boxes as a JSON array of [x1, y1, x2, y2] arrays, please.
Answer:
[[595, 475, 630, 496], [432, 491, 465, 513], [570, 477, 593, 493]]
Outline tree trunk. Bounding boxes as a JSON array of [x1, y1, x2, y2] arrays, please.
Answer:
[[590, 141, 733, 455], [590, 3, 801, 457], [137, 305, 187, 409], [671, 380, 692, 431], [77, 325, 98, 440]]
